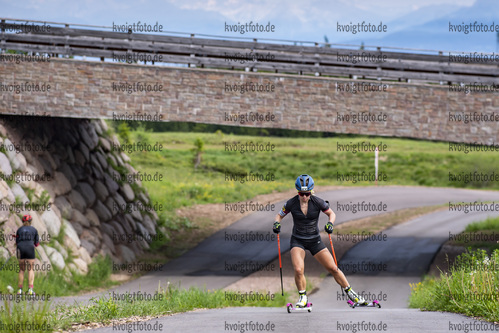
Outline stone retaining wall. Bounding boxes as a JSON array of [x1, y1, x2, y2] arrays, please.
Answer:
[[0, 116, 158, 276]]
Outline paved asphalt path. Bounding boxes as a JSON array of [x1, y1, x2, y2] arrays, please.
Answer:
[[55, 186, 499, 306], [62, 186, 499, 332]]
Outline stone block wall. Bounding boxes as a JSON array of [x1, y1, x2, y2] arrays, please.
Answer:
[[0, 58, 498, 144], [0, 116, 158, 276]]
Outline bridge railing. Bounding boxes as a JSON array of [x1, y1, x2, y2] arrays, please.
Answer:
[[1, 18, 498, 85]]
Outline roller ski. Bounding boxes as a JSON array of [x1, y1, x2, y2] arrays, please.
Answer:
[[347, 299, 381, 308], [16, 287, 36, 300], [344, 287, 381, 308], [287, 293, 313, 313]]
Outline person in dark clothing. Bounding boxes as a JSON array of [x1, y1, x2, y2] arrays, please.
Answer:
[[16, 214, 39, 295], [273, 174, 366, 307]]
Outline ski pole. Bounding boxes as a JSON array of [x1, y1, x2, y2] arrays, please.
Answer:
[[325, 201, 338, 267], [277, 233, 284, 296], [329, 233, 338, 267], [329, 233, 345, 298]]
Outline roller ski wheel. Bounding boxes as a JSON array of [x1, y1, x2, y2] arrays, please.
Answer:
[[286, 302, 313, 313], [347, 299, 381, 309]]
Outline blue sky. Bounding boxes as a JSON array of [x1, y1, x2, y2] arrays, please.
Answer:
[[2, 0, 497, 52]]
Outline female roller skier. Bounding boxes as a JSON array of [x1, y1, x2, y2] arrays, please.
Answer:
[[272, 174, 366, 308], [16, 214, 40, 295]]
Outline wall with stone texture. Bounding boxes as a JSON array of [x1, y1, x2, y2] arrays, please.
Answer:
[[0, 116, 158, 276], [0, 58, 498, 144]]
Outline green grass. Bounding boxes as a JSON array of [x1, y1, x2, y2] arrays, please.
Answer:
[[0, 297, 52, 333], [0, 284, 289, 332], [449, 217, 499, 252], [0, 255, 115, 297], [409, 248, 499, 322], [410, 217, 499, 322], [466, 217, 499, 232], [124, 129, 499, 214]]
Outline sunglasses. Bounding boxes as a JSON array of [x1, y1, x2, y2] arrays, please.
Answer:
[[298, 192, 311, 197]]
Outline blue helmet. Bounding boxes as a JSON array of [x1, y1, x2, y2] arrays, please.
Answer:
[[295, 174, 314, 192]]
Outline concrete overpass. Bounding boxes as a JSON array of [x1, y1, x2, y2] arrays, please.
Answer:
[[1, 18, 498, 144]]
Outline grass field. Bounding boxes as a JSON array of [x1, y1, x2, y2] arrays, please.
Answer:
[[124, 128, 499, 214], [0, 284, 289, 332], [409, 217, 499, 322]]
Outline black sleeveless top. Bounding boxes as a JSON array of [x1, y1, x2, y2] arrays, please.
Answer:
[[278, 195, 330, 240]]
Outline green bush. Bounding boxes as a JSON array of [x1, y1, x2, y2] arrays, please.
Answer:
[[410, 248, 499, 322]]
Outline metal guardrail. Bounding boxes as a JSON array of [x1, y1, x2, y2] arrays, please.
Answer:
[[1, 18, 498, 85]]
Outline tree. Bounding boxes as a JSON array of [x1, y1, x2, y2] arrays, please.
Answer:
[[192, 138, 204, 169]]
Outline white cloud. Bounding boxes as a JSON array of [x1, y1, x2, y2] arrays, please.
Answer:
[[167, 0, 476, 24]]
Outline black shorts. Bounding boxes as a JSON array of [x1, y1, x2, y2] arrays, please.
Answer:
[[17, 244, 35, 260], [290, 235, 326, 256]]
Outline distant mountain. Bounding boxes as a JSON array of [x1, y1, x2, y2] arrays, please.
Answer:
[[343, 0, 499, 53]]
